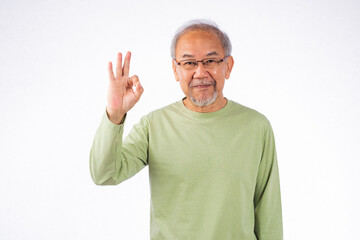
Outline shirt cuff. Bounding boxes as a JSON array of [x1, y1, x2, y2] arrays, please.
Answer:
[[100, 109, 127, 133]]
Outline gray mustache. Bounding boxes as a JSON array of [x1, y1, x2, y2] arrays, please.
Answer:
[[189, 80, 215, 87]]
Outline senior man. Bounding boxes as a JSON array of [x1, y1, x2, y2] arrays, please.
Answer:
[[90, 20, 283, 240]]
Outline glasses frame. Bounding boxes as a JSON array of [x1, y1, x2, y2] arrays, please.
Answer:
[[173, 55, 230, 70]]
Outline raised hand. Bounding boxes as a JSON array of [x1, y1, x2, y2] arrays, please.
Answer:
[[106, 52, 144, 124]]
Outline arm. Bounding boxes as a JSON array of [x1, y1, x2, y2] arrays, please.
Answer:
[[89, 111, 149, 185], [89, 51, 145, 185], [254, 122, 283, 240]]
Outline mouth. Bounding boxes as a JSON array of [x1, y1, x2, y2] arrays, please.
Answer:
[[192, 84, 213, 89], [189, 80, 215, 89]]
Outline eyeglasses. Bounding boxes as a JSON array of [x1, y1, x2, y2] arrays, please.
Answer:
[[173, 55, 229, 70]]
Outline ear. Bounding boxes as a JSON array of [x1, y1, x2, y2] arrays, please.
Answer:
[[225, 56, 234, 79], [172, 60, 180, 82]]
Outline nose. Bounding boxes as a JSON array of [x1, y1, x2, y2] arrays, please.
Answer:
[[193, 62, 209, 78]]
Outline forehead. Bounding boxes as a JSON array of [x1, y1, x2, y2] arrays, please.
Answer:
[[175, 29, 224, 58]]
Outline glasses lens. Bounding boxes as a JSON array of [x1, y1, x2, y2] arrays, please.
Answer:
[[203, 59, 219, 68], [181, 61, 197, 70]]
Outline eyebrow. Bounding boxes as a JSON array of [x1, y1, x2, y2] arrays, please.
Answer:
[[206, 51, 219, 57], [181, 51, 219, 59], [182, 54, 194, 58]]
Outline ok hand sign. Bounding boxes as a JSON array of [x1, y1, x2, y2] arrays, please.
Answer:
[[106, 52, 144, 124]]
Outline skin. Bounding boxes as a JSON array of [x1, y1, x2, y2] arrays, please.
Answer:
[[106, 52, 144, 124], [172, 29, 234, 113]]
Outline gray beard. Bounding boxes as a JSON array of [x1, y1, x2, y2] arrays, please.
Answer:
[[189, 90, 218, 107]]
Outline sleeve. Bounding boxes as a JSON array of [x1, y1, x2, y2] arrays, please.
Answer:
[[254, 122, 283, 240], [89, 110, 149, 185]]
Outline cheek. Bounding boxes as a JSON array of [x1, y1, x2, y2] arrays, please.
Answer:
[[178, 72, 193, 84], [208, 68, 225, 83], [179, 77, 190, 93]]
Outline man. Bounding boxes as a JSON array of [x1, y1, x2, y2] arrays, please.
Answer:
[[90, 20, 283, 240]]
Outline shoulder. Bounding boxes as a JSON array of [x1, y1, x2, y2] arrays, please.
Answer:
[[228, 100, 272, 131], [126, 103, 178, 132], [230, 100, 270, 121], [143, 101, 180, 121]]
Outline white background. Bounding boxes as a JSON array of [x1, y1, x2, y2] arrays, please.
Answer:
[[0, 0, 359, 239]]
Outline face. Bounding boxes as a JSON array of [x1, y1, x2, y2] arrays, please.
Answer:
[[172, 29, 234, 108]]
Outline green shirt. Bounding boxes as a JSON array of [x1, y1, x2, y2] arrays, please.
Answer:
[[90, 99, 283, 240]]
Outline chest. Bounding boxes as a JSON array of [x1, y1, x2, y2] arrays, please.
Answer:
[[147, 119, 263, 186]]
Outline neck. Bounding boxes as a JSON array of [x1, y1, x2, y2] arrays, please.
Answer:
[[183, 95, 227, 113]]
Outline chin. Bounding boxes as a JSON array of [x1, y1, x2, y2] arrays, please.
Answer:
[[190, 92, 218, 107]]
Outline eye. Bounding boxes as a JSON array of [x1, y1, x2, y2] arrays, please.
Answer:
[[183, 61, 197, 66], [204, 59, 217, 64]]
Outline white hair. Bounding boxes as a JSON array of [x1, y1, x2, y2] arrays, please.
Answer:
[[170, 19, 232, 59]]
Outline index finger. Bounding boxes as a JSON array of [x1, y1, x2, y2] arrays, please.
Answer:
[[108, 61, 115, 81], [123, 51, 131, 77]]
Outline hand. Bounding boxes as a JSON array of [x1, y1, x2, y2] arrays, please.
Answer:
[[106, 52, 144, 124]]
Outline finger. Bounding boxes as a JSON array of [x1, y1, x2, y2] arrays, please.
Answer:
[[115, 52, 122, 78], [123, 51, 131, 77], [135, 80, 144, 97], [130, 75, 143, 100], [108, 61, 115, 81]]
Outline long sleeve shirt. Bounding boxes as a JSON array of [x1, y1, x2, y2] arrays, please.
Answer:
[[90, 99, 283, 240]]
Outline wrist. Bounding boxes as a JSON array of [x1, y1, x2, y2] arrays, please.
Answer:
[[106, 107, 125, 125]]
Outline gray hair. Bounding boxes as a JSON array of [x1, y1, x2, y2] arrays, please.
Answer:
[[170, 19, 232, 59]]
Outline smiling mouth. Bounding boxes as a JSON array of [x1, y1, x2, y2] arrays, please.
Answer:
[[192, 84, 213, 89], [189, 80, 216, 89]]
